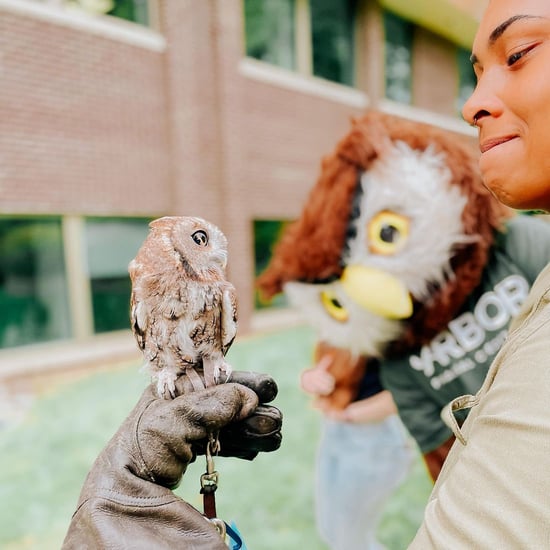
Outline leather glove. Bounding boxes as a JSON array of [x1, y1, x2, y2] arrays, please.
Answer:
[[62, 371, 282, 550]]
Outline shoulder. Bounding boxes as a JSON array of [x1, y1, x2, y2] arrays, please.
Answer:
[[492, 215, 550, 279], [499, 214, 550, 242]]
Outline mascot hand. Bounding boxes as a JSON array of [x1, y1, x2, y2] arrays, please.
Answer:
[[300, 355, 336, 396]]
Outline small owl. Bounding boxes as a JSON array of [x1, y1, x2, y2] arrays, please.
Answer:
[[128, 216, 237, 399]]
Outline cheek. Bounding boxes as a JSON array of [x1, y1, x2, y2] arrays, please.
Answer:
[[520, 127, 550, 206], [507, 57, 550, 140], [520, 166, 550, 211], [488, 160, 550, 211]]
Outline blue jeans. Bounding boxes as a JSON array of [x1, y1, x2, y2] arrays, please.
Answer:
[[315, 415, 415, 550]]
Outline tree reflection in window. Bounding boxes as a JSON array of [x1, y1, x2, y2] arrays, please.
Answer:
[[384, 11, 413, 104], [0, 217, 70, 348], [244, 0, 296, 70], [84, 217, 151, 334], [310, 0, 357, 86]]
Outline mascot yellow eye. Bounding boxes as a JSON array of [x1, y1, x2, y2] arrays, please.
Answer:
[[368, 211, 409, 255], [320, 290, 349, 322]]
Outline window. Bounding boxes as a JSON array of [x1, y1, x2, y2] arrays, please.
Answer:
[[310, 0, 357, 86], [108, 0, 149, 26], [244, 0, 358, 87], [39, 0, 150, 25], [0, 217, 71, 348], [84, 217, 151, 333], [384, 10, 413, 104], [456, 47, 476, 114], [254, 219, 289, 309], [244, 0, 296, 71]]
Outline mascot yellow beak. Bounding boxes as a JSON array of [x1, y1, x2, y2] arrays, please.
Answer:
[[340, 265, 413, 319]]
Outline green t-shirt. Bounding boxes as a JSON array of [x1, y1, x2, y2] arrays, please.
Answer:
[[380, 215, 550, 453]]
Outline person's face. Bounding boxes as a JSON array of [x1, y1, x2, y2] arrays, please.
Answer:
[[462, 0, 550, 211]]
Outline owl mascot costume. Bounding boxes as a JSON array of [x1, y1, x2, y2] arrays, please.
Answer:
[[257, 111, 550, 549]]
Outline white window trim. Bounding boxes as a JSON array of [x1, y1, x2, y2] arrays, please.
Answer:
[[62, 216, 94, 340], [239, 57, 370, 110], [0, 0, 166, 51], [378, 98, 477, 137], [295, 0, 312, 75]]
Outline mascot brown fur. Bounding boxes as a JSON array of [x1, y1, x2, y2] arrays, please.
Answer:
[[257, 110, 513, 478]]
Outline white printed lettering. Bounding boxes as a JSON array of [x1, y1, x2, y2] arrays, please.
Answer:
[[495, 275, 529, 316], [474, 291, 509, 331], [448, 312, 485, 352], [408, 277, 529, 381], [410, 346, 435, 377], [430, 331, 464, 366]]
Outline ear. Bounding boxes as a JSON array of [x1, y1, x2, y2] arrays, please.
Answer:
[[149, 216, 177, 231]]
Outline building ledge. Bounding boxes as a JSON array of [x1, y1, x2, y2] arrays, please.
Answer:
[[0, 0, 166, 51], [0, 330, 141, 382], [378, 99, 477, 137], [0, 309, 307, 383], [239, 57, 370, 110]]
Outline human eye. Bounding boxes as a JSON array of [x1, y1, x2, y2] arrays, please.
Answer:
[[506, 43, 538, 67]]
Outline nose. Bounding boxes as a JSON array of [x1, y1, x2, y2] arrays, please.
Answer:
[[462, 70, 504, 126]]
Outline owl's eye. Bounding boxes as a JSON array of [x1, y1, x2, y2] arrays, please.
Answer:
[[192, 230, 208, 246], [368, 211, 409, 255], [320, 290, 349, 322]]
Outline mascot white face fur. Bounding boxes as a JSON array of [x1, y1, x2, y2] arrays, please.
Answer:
[[257, 111, 511, 408], [284, 140, 471, 357]]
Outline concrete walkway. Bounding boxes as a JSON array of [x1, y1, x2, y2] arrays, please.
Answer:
[[0, 307, 306, 429]]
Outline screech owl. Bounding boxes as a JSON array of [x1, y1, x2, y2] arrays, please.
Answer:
[[128, 216, 237, 399]]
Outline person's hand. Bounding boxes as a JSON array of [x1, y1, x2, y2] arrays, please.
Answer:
[[62, 371, 282, 550], [180, 370, 282, 463], [133, 370, 282, 488], [326, 390, 397, 423], [302, 342, 369, 411], [300, 354, 336, 396]]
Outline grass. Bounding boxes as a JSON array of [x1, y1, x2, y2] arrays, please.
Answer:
[[0, 324, 432, 549]]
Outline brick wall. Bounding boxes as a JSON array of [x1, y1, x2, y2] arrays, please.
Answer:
[[0, 1, 171, 216], [1, 0, 476, 344]]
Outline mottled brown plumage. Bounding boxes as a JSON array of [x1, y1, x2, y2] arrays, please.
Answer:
[[128, 216, 237, 399]]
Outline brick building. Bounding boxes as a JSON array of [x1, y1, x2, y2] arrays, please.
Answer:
[[0, 0, 481, 377]]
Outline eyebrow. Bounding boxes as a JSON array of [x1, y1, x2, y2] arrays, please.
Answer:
[[469, 15, 543, 65]]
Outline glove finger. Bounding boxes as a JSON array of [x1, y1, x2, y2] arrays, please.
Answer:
[[192, 404, 283, 460], [172, 370, 278, 405], [231, 404, 282, 439], [228, 371, 278, 403], [170, 383, 259, 437], [219, 404, 283, 455]]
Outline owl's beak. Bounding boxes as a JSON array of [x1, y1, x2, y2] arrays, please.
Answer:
[[213, 250, 228, 270], [340, 265, 413, 319]]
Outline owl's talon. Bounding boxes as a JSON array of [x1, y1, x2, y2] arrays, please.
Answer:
[[213, 362, 232, 385], [156, 371, 178, 399]]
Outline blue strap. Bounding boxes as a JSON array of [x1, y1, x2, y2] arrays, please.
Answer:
[[225, 521, 247, 550]]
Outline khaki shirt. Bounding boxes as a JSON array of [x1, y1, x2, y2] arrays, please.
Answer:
[[410, 262, 550, 549]]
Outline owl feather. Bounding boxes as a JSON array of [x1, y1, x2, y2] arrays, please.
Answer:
[[129, 216, 237, 399]]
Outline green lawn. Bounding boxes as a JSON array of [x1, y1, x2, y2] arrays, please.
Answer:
[[0, 324, 432, 549]]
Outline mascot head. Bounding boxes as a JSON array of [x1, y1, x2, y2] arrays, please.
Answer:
[[257, 111, 512, 359]]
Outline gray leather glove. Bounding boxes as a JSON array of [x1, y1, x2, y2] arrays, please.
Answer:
[[62, 371, 282, 549]]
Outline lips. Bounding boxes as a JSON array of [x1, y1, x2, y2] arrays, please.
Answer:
[[479, 135, 517, 153]]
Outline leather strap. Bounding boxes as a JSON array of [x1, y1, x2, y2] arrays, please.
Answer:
[[203, 492, 217, 519]]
